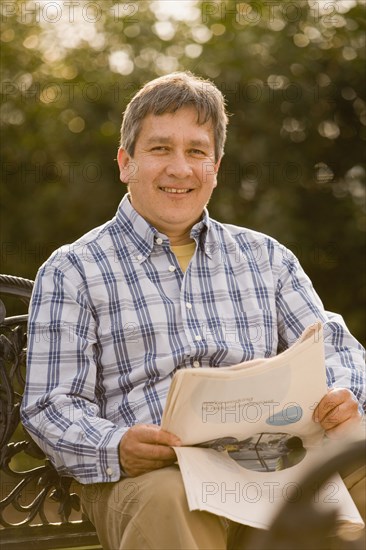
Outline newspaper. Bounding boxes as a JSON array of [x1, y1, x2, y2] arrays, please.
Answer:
[[161, 322, 364, 536]]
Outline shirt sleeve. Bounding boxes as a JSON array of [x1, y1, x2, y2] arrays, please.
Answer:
[[20, 259, 128, 484], [274, 243, 366, 413]]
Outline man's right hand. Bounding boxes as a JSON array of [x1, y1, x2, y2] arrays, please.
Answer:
[[119, 424, 181, 477]]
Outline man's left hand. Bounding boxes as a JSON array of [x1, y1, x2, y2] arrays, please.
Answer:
[[313, 388, 363, 439]]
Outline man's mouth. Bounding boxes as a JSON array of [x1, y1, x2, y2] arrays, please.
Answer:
[[160, 187, 192, 194]]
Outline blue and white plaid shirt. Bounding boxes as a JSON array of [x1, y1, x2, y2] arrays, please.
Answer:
[[21, 194, 365, 484]]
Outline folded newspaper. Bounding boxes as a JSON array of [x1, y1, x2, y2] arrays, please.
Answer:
[[161, 322, 364, 536]]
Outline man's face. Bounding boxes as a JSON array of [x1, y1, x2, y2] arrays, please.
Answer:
[[117, 107, 221, 244]]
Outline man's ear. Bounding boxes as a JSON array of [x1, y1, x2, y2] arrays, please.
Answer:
[[212, 157, 222, 188], [214, 157, 222, 174], [117, 147, 134, 184]]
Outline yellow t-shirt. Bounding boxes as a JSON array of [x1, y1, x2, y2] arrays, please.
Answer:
[[170, 242, 196, 273]]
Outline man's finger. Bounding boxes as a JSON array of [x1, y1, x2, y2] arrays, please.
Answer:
[[133, 441, 178, 461], [313, 388, 358, 424], [318, 403, 353, 430], [127, 424, 181, 447]]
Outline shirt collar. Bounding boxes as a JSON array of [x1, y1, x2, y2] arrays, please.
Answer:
[[115, 194, 213, 260]]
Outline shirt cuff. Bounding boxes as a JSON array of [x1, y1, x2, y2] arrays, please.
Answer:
[[95, 425, 129, 483]]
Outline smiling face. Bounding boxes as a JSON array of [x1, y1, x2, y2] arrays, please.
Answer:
[[117, 107, 221, 245]]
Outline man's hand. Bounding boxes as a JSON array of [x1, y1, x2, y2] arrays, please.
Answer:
[[313, 388, 362, 439], [119, 424, 181, 477]]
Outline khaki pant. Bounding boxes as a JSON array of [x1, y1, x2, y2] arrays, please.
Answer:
[[81, 464, 365, 550]]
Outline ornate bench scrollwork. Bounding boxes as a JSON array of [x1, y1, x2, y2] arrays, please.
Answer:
[[0, 274, 100, 549]]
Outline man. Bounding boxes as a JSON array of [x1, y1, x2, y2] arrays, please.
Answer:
[[21, 72, 365, 549]]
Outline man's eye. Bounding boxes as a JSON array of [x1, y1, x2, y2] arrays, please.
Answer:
[[151, 146, 168, 152], [190, 149, 206, 156]]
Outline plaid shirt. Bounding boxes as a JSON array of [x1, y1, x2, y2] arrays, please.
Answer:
[[21, 194, 365, 484]]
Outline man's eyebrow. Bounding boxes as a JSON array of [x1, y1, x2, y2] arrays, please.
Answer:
[[145, 136, 211, 147], [189, 138, 211, 148], [145, 136, 172, 145]]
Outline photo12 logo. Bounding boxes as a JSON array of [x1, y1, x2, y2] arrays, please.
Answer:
[[202, 400, 303, 425], [1, 2, 139, 24], [201, 478, 340, 504], [201, 2, 343, 26]]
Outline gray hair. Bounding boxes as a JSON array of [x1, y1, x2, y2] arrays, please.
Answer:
[[120, 72, 229, 161]]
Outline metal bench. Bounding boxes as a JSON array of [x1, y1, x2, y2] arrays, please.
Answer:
[[0, 274, 101, 549]]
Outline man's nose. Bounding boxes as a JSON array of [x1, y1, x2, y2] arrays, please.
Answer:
[[165, 152, 193, 178]]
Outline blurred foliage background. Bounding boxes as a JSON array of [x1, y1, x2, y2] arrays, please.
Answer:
[[1, 0, 365, 343]]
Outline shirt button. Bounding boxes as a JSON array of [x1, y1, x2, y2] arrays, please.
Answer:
[[156, 237, 163, 245], [186, 302, 192, 309], [168, 265, 176, 272], [193, 360, 200, 368], [194, 334, 202, 341], [136, 254, 143, 261], [106, 467, 113, 476]]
